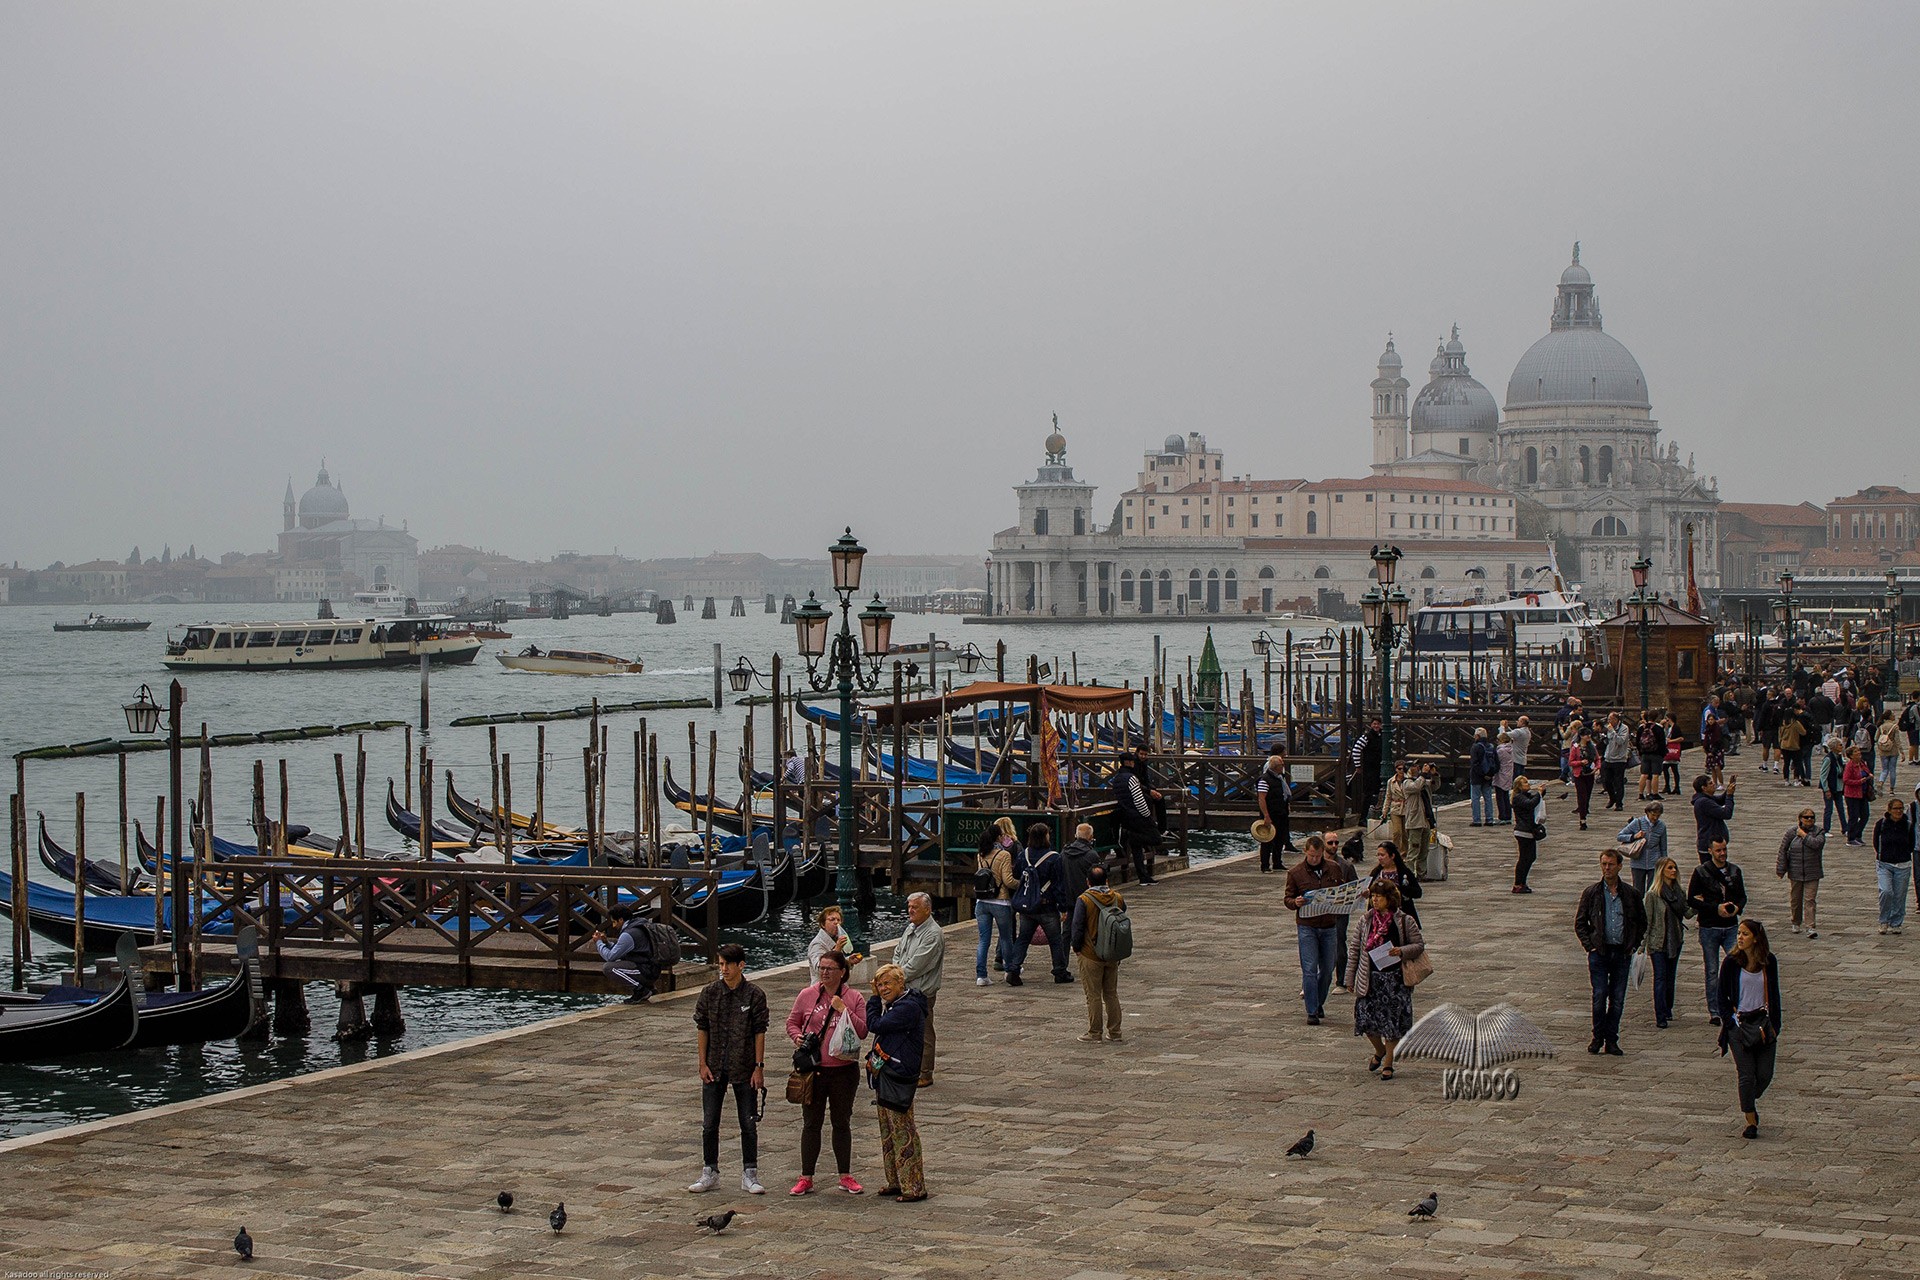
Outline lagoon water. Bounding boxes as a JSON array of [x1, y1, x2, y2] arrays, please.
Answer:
[[0, 602, 1267, 1136]]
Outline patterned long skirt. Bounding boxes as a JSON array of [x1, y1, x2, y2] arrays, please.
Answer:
[[1353, 961, 1414, 1041], [876, 1103, 926, 1197]]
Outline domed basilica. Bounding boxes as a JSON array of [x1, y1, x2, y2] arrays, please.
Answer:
[[276, 463, 420, 598]]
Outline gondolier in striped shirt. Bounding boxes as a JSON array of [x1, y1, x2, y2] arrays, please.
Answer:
[[1112, 751, 1164, 886]]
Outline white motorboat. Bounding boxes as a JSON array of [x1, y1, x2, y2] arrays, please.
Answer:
[[1411, 588, 1601, 654], [496, 646, 644, 676], [163, 616, 484, 670], [351, 588, 414, 617]]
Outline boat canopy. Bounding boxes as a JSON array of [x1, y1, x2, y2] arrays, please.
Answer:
[[869, 680, 1139, 727]]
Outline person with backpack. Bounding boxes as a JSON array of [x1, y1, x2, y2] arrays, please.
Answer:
[[1070, 865, 1130, 1042], [1875, 709, 1901, 794], [971, 823, 1018, 987], [1636, 714, 1667, 802], [592, 903, 661, 1004], [1469, 727, 1499, 826], [1006, 823, 1072, 987]]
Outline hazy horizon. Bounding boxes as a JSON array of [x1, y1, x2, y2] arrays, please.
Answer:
[[4, 3, 1915, 567]]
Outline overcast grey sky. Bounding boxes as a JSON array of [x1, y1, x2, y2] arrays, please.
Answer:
[[2, 2, 1914, 567]]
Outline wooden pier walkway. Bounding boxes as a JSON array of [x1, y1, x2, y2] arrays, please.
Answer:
[[1, 767, 1916, 1278]]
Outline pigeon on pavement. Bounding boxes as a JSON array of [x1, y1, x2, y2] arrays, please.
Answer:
[[697, 1210, 738, 1235], [1409, 1192, 1438, 1219], [233, 1226, 254, 1262], [1284, 1130, 1314, 1158], [497, 1191, 513, 1213], [550, 1203, 567, 1233]]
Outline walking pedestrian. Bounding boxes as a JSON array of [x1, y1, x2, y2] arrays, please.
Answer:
[[1575, 848, 1647, 1055], [1494, 730, 1516, 821], [971, 825, 1016, 986], [1900, 696, 1920, 765], [1775, 806, 1825, 938], [1570, 727, 1599, 830], [1636, 712, 1667, 802], [1402, 763, 1435, 877], [1785, 700, 1816, 785], [1872, 797, 1914, 934], [1716, 920, 1782, 1140], [1511, 775, 1545, 893], [1006, 824, 1071, 987], [689, 943, 770, 1195], [808, 905, 858, 984], [1642, 857, 1692, 1028], [1701, 710, 1727, 791], [1876, 710, 1901, 794], [1842, 746, 1873, 845], [1345, 879, 1424, 1080], [1687, 838, 1747, 1025], [1111, 751, 1163, 885], [1384, 761, 1409, 855], [1070, 865, 1128, 1042], [1371, 839, 1422, 924], [1819, 735, 1847, 833], [1616, 800, 1667, 897], [1255, 753, 1294, 871], [785, 951, 869, 1196], [1756, 689, 1781, 773], [1283, 834, 1355, 1025], [1661, 717, 1685, 795], [893, 892, 945, 1087], [1470, 727, 1499, 826], [1602, 711, 1633, 811], [864, 963, 928, 1201], [1691, 774, 1737, 863]]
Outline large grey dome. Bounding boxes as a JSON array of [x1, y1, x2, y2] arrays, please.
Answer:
[[1504, 245, 1650, 411], [298, 465, 349, 526], [1412, 326, 1498, 438]]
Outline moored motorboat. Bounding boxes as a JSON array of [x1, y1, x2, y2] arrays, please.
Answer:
[[496, 646, 644, 675], [53, 613, 152, 633]]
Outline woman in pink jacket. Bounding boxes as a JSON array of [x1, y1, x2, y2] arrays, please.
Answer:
[[784, 950, 869, 1195]]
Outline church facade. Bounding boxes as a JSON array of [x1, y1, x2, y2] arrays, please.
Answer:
[[276, 464, 419, 599], [989, 247, 1718, 618]]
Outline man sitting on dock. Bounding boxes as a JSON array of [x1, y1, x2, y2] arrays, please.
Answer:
[[592, 905, 657, 1004]]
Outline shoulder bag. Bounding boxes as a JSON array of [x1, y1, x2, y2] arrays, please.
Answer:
[[865, 1047, 918, 1112]]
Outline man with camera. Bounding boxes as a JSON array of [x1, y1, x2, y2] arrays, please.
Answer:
[[592, 903, 657, 1005]]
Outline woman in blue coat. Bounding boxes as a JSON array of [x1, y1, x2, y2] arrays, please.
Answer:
[[866, 964, 929, 1201]]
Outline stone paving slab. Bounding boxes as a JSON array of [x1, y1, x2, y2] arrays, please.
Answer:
[[1, 751, 1917, 1278]]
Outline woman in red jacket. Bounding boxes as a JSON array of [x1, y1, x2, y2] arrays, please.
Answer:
[[1842, 746, 1873, 846]]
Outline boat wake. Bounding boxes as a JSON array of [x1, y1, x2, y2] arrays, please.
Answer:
[[636, 666, 715, 676]]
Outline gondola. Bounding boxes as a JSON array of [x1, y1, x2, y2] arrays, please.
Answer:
[[661, 763, 776, 837], [0, 969, 139, 1062], [444, 777, 582, 842], [37, 813, 145, 895], [675, 866, 773, 929], [385, 780, 481, 851], [6, 952, 257, 1050], [792, 840, 828, 904], [0, 868, 251, 949]]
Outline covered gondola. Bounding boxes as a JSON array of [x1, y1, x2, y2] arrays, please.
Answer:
[[0, 970, 139, 1063], [38, 813, 144, 895], [7, 950, 257, 1050]]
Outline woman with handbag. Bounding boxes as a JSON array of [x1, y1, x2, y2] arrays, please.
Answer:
[[1344, 880, 1425, 1080], [865, 963, 929, 1202], [1716, 920, 1782, 1140], [784, 951, 869, 1196], [1511, 775, 1545, 893], [1641, 857, 1693, 1028]]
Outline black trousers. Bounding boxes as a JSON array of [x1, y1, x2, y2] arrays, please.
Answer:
[[701, 1078, 758, 1168], [1730, 1025, 1777, 1112], [1123, 828, 1160, 881], [1259, 813, 1292, 870], [1514, 837, 1539, 887], [1602, 761, 1628, 808], [798, 1063, 859, 1176]]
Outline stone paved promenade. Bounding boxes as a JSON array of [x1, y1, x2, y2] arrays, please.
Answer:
[[2, 754, 1918, 1278]]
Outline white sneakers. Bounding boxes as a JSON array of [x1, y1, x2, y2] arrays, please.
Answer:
[[976, 976, 991, 986], [742, 1168, 765, 1195], [688, 1167, 719, 1193]]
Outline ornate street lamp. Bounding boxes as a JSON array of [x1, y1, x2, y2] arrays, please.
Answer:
[[1364, 546, 1409, 808], [1886, 568, 1903, 706], [794, 531, 894, 951], [1630, 556, 1653, 713], [1778, 569, 1798, 687], [126, 679, 190, 990], [728, 656, 772, 694], [953, 642, 987, 675], [1251, 630, 1278, 734]]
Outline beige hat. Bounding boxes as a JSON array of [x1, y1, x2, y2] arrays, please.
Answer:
[[1251, 818, 1276, 843]]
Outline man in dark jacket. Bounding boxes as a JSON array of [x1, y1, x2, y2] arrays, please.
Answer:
[[1348, 719, 1383, 817], [1007, 827, 1072, 986], [1256, 753, 1294, 870], [1575, 849, 1648, 1055], [592, 904, 657, 1004], [1469, 728, 1499, 826], [1691, 774, 1737, 861], [1060, 822, 1100, 901], [1687, 838, 1748, 1024], [1283, 834, 1356, 1026], [690, 943, 770, 1195], [1112, 752, 1164, 885]]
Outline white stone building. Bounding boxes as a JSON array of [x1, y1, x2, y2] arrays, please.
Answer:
[[276, 464, 420, 597]]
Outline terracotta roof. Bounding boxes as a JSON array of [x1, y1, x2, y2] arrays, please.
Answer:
[[1830, 486, 1918, 506], [1717, 501, 1827, 526], [1304, 476, 1508, 495]]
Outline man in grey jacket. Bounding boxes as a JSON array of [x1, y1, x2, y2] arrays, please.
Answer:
[[894, 892, 946, 1087]]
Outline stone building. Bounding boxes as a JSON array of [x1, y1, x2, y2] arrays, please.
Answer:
[[276, 464, 419, 597], [1716, 502, 1827, 589]]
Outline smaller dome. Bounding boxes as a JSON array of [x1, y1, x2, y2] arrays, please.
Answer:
[[1560, 261, 1592, 287], [1377, 338, 1402, 371], [1162, 434, 1186, 455], [1045, 430, 1067, 457]]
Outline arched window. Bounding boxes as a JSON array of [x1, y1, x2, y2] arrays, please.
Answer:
[[1224, 569, 1238, 601], [1120, 570, 1134, 602], [1258, 565, 1275, 579], [1419, 565, 1436, 579], [1598, 445, 1614, 483], [1312, 565, 1331, 579], [1579, 445, 1592, 484], [1158, 570, 1172, 600], [1524, 447, 1538, 485], [1591, 516, 1628, 537], [1306, 510, 1318, 534], [1187, 569, 1203, 601]]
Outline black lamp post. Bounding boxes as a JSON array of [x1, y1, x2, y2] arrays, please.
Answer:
[[793, 529, 894, 951], [728, 656, 772, 694], [953, 642, 987, 676], [1630, 557, 1653, 713], [1886, 568, 1903, 708], [125, 679, 189, 989], [1251, 629, 1278, 734], [1775, 570, 1797, 689], [1359, 546, 1410, 806]]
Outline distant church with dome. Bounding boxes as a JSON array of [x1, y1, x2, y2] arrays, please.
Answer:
[[988, 246, 1721, 618], [277, 463, 419, 598]]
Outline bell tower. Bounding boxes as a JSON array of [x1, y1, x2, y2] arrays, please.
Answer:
[[283, 478, 296, 532], [1371, 337, 1409, 465]]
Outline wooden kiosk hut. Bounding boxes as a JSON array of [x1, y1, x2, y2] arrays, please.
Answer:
[[1596, 601, 1718, 729]]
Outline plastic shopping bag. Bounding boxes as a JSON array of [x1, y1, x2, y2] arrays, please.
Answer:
[[828, 1008, 862, 1060], [1629, 952, 1650, 992]]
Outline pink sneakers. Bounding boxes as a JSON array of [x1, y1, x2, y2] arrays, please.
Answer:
[[837, 1175, 865, 1195], [788, 1177, 813, 1196]]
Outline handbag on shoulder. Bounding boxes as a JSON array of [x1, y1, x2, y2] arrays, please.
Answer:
[[785, 1069, 816, 1105], [1401, 949, 1434, 987]]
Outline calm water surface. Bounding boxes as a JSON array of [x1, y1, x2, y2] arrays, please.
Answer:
[[0, 604, 1257, 1136]]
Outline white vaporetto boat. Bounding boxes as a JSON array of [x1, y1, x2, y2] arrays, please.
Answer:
[[496, 646, 644, 676], [163, 616, 484, 670], [1410, 588, 1600, 654], [351, 588, 414, 616]]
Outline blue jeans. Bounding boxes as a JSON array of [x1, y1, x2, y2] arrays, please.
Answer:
[[1587, 948, 1632, 1046], [1650, 950, 1678, 1025], [1296, 925, 1339, 1018], [1822, 789, 1841, 833], [1470, 782, 1493, 824], [1878, 861, 1913, 929], [1698, 923, 1737, 1016], [1010, 910, 1068, 978], [1881, 753, 1899, 792], [974, 901, 1015, 978]]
